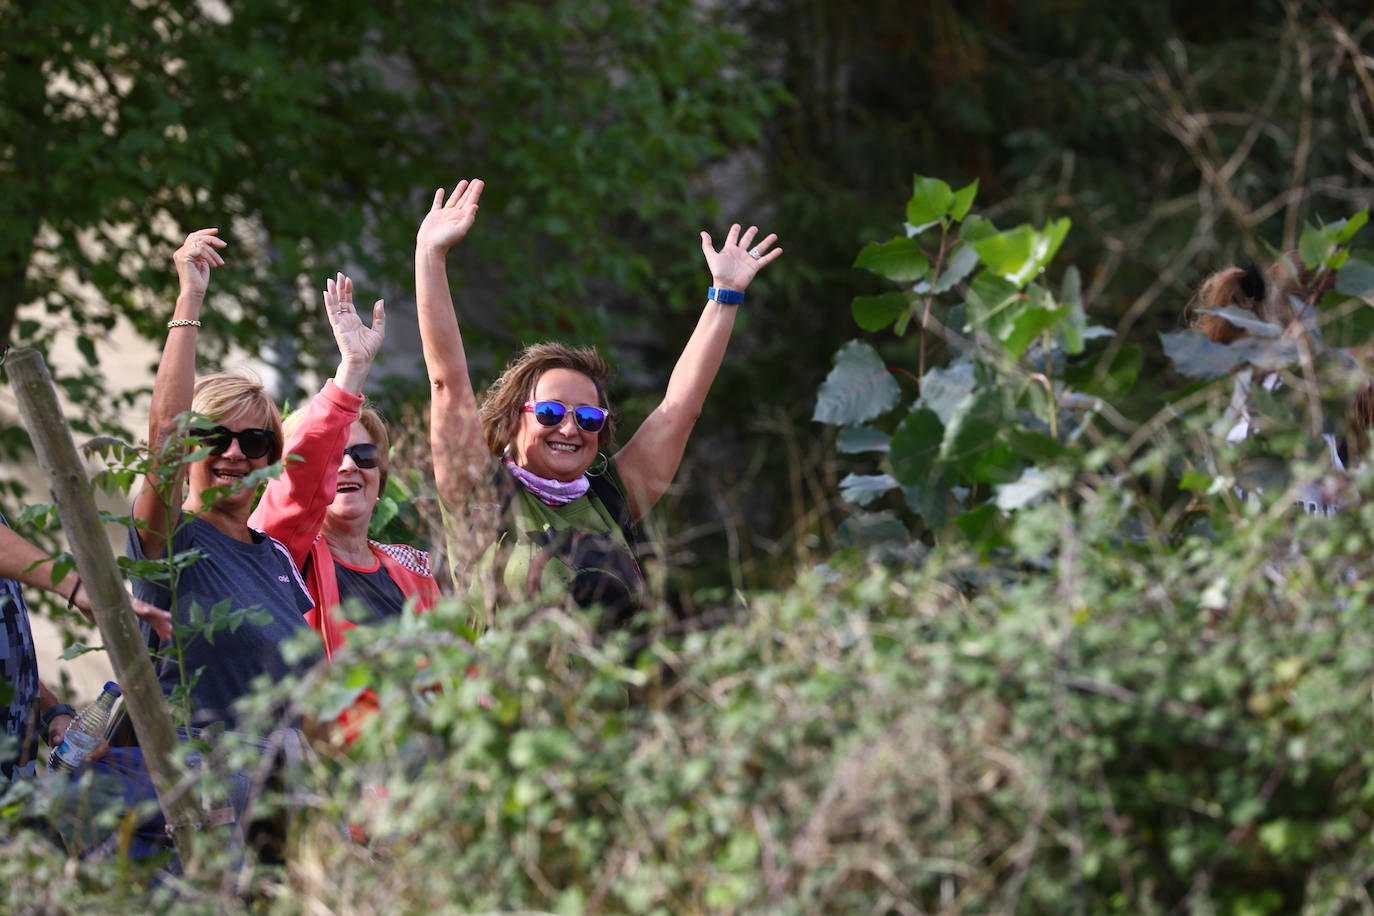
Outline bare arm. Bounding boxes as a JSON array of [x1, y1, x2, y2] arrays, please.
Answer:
[[414, 180, 489, 509], [0, 523, 78, 594], [250, 274, 385, 562], [615, 224, 782, 518], [132, 228, 226, 561], [0, 524, 172, 639]]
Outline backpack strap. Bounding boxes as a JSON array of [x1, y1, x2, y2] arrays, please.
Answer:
[[586, 471, 639, 551]]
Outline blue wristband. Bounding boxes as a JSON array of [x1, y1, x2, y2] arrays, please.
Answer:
[[707, 286, 745, 305]]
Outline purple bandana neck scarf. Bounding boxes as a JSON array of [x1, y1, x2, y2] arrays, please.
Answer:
[[505, 458, 589, 507]]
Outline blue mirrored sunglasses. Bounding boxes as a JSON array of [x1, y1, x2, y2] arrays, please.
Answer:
[[522, 400, 607, 433]]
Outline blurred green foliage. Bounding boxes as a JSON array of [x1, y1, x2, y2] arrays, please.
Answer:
[[6, 4, 1374, 908], [9, 168, 1374, 912]]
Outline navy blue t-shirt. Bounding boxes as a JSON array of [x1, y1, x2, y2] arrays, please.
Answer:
[[128, 514, 315, 731]]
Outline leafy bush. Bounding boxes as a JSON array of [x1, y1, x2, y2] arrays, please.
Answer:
[[6, 177, 1374, 913]]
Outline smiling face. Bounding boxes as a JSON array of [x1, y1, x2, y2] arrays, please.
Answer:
[[186, 408, 274, 520], [327, 420, 382, 530], [513, 367, 604, 482]]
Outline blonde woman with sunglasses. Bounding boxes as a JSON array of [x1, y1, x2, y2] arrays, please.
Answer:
[[71, 229, 320, 859], [415, 179, 782, 627], [250, 273, 440, 705], [129, 228, 315, 732]]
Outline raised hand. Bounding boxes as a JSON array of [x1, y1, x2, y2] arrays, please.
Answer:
[[324, 272, 386, 369], [415, 179, 485, 255], [700, 224, 782, 293], [172, 227, 227, 301]]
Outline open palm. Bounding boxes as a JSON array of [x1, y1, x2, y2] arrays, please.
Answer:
[[416, 179, 485, 253], [324, 273, 386, 366]]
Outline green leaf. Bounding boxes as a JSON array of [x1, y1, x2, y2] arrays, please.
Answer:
[[835, 511, 910, 548], [46, 554, 75, 588], [1334, 210, 1369, 244], [839, 473, 898, 506], [1060, 263, 1082, 307], [1160, 331, 1301, 379], [950, 179, 979, 221], [1299, 223, 1337, 269], [919, 361, 977, 425], [1194, 306, 1284, 338], [1004, 428, 1066, 465], [973, 226, 1035, 280], [853, 238, 930, 283], [968, 441, 1024, 484], [1179, 469, 1213, 492], [954, 503, 1005, 553], [906, 176, 955, 230], [814, 340, 903, 425], [1065, 343, 1142, 399], [890, 409, 944, 487], [60, 642, 103, 660], [995, 466, 1073, 510], [958, 215, 999, 244], [1001, 295, 1069, 360], [852, 292, 911, 332], [76, 335, 98, 367], [902, 476, 951, 528], [369, 496, 400, 538], [972, 218, 1070, 288], [966, 271, 1022, 336], [932, 243, 980, 294], [1317, 293, 1374, 348], [836, 426, 891, 454], [18, 503, 56, 529], [939, 390, 1005, 469], [1335, 257, 1374, 299], [509, 728, 576, 769]]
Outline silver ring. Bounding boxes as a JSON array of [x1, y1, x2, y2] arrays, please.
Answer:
[[748, 248, 761, 260]]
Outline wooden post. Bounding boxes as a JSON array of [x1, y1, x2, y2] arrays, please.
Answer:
[[5, 347, 203, 861]]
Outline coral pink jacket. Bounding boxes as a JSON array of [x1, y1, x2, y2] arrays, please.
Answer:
[[249, 380, 440, 662]]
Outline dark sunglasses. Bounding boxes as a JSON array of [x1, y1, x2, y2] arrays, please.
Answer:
[[191, 425, 277, 460], [522, 399, 608, 433], [342, 443, 380, 469]]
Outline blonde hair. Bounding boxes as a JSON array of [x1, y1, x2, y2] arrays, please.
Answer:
[[478, 341, 616, 456], [192, 371, 283, 463]]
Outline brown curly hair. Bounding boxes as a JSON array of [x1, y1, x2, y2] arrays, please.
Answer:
[[1189, 255, 1371, 460], [478, 342, 616, 457], [1186, 255, 1332, 343]]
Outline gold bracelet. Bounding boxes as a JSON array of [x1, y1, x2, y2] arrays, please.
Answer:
[[167, 319, 202, 329]]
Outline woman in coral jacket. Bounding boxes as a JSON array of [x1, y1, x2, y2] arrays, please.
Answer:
[[250, 273, 440, 668]]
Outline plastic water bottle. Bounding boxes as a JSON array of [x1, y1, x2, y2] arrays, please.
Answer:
[[47, 681, 122, 773]]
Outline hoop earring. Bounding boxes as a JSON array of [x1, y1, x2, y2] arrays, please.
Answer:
[[587, 452, 609, 477]]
